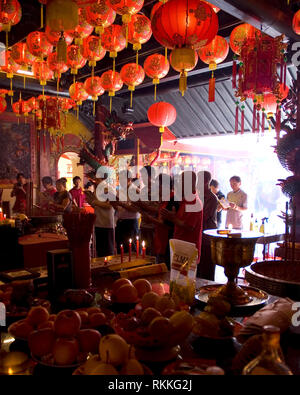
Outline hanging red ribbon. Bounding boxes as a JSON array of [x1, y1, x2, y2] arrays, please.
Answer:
[[61, 136, 64, 151], [43, 132, 46, 154], [232, 59, 237, 89], [241, 106, 245, 134], [275, 104, 281, 140], [252, 103, 257, 133], [57, 135, 60, 152], [261, 111, 265, 134], [235, 103, 239, 134], [37, 131, 40, 152], [209, 71, 216, 102], [256, 110, 260, 134]]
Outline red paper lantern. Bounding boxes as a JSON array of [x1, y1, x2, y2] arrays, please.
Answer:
[[170, 48, 198, 96], [126, 14, 151, 64], [67, 44, 87, 74], [151, 0, 218, 50], [82, 35, 106, 67], [144, 53, 169, 100], [147, 101, 176, 143], [1, 49, 19, 77], [150, 2, 162, 20], [101, 24, 126, 55], [59, 97, 76, 112], [33, 59, 54, 85], [100, 69, 123, 112], [69, 81, 89, 104], [108, 0, 143, 22], [101, 24, 126, 71], [0, 0, 21, 31], [26, 31, 53, 58], [66, 7, 94, 45], [198, 35, 229, 102], [11, 42, 36, 70], [0, 96, 7, 114], [120, 63, 144, 107], [27, 97, 39, 112], [84, 76, 104, 99], [293, 10, 300, 35], [12, 98, 31, 118], [45, 25, 73, 46], [0, 89, 8, 97], [48, 52, 69, 78], [202, 0, 219, 13], [229, 23, 261, 55], [86, 0, 116, 35]]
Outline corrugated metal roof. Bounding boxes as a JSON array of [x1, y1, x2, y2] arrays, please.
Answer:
[[124, 64, 296, 139]]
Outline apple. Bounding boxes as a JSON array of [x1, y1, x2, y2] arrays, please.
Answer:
[[54, 310, 82, 338], [28, 328, 55, 358], [78, 329, 101, 354], [99, 334, 129, 366], [89, 313, 107, 328], [27, 306, 50, 327], [53, 337, 79, 366]]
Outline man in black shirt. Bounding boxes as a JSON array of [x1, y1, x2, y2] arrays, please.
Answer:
[[210, 179, 225, 228]]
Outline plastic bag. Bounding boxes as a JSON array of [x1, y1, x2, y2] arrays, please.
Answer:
[[169, 239, 198, 305]]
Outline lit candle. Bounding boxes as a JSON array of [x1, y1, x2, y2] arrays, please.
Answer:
[[136, 236, 139, 258], [228, 224, 233, 232], [104, 257, 108, 265], [3, 214, 6, 220], [142, 241, 146, 259], [120, 244, 124, 263], [0, 208, 3, 220], [129, 239, 132, 262]]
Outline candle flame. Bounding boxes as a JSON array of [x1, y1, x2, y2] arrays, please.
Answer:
[[129, 239, 132, 244], [136, 236, 139, 240], [8, 368, 13, 375], [142, 241, 145, 247]]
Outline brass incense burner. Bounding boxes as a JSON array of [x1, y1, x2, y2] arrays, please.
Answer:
[[204, 230, 262, 305]]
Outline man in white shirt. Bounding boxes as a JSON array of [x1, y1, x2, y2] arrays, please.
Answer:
[[225, 176, 248, 230]]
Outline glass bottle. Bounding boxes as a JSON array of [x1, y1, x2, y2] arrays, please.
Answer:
[[250, 213, 254, 231], [242, 325, 293, 375]]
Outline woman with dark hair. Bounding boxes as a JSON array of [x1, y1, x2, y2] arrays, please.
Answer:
[[11, 173, 28, 214], [50, 178, 73, 213]]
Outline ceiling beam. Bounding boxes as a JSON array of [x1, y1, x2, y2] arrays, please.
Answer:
[[208, 0, 298, 39]]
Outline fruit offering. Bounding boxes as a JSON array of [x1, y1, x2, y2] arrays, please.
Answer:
[[8, 306, 52, 340], [74, 334, 150, 375], [110, 278, 152, 304], [27, 309, 103, 366], [112, 294, 194, 348], [193, 295, 235, 338]]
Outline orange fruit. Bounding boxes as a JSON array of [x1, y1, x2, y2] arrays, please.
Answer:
[[89, 313, 107, 327], [141, 292, 160, 309], [112, 278, 132, 295], [86, 307, 102, 316], [27, 306, 50, 327], [115, 284, 138, 303], [132, 279, 152, 297]]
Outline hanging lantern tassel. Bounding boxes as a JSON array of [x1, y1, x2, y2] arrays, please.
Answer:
[[235, 102, 239, 135], [179, 71, 187, 97], [57, 34, 67, 63], [256, 109, 260, 134], [280, 57, 284, 84], [153, 78, 159, 102], [133, 43, 141, 68], [57, 135, 60, 152], [275, 103, 281, 140], [252, 102, 257, 133], [232, 56, 237, 89], [261, 110, 265, 134], [241, 104, 245, 134], [37, 131, 40, 152], [41, 3, 44, 29], [159, 126, 164, 146], [93, 100, 96, 116], [122, 14, 131, 48], [129, 86, 134, 108], [43, 131, 46, 154], [209, 71, 215, 102], [284, 57, 287, 90], [165, 47, 168, 65]]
